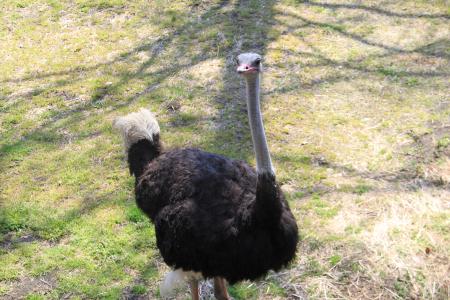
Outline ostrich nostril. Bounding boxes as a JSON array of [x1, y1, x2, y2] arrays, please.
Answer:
[[245, 66, 248, 69]]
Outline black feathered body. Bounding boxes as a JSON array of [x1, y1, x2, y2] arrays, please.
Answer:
[[131, 142, 298, 284]]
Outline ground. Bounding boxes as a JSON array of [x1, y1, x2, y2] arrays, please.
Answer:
[[0, 0, 449, 299]]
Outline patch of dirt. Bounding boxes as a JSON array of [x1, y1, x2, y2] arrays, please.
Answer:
[[0, 232, 41, 250], [406, 125, 450, 187], [121, 286, 150, 300], [410, 125, 450, 163], [50, 90, 81, 103], [308, 123, 450, 191], [2, 273, 56, 300], [417, 38, 450, 59], [121, 269, 160, 300], [164, 99, 181, 112]]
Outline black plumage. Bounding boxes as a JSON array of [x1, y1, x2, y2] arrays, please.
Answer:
[[129, 140, 298, 284]]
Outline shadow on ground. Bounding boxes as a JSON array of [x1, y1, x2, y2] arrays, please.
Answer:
[[1, 0, 449, 298]]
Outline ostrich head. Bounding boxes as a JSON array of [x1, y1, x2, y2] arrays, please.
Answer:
[[236, 53, 262, 76]]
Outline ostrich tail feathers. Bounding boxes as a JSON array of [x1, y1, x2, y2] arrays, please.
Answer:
[[113, 108, 162, 177], [113, 108, 160, 151]]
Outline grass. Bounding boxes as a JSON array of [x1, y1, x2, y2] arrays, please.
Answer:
[[131, 284, 147, 295], [1, 0, 449, 299], [437, 136, 450, 149]]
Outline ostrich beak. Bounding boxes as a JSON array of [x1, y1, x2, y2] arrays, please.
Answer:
[[237, 64, 257, 74]]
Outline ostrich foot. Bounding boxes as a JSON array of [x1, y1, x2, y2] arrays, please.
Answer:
[[214, 277, 230, 300], [190, 279, 199, 300]]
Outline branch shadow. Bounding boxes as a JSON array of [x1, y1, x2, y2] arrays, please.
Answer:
[[303, 0, 450, 19], [1, 1, 235, 241], [0, 1, 231, 164], [280, 10, 450, 59], [278, 155, 449, 202], [202, 0, 278, 163], [262, 11, 449, 96]]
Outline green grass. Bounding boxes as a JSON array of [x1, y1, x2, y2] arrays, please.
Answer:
[[76, 0, 125, 12], [25, 294, 46, 300], [437, 136, 450, 149], [303, 258, 324, 277], [0, 0, 449, 299], [229, 283, 259, 300], [329, 254, 342, 267], [303, 194, 340, 219], [131, 284, 148, 295]]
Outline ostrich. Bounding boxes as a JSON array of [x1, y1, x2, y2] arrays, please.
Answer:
[[113, 53, 298, 300]]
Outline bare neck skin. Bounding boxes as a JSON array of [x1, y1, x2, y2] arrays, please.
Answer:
[[245, 73, 274, 175]]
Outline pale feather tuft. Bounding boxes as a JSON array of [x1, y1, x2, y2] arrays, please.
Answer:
[[160, 269, 202, 299], [113, 108, 160, 150]]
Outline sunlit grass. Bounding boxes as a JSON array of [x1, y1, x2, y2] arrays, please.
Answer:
[[1, 0, 449, 298]]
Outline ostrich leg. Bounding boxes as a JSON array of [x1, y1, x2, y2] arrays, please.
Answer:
[[190, 279, 199, 300], [214, 277, 230, 300]]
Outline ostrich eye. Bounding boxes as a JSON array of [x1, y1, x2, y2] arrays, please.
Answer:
[[254, 58, 261, 65]]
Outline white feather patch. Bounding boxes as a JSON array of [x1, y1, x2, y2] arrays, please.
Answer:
[[113, 108, 160, 150], [159, 269, 202, 298]]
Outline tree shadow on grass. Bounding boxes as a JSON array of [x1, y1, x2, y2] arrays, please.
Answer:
[[279, 9, 450, 59], [0, 188, 122, 246], [0, 0, 279, 169], [0, 0, 274, 238], [200, 0, 277, 162], [261, 8, 449, 97], [0, 1, 232, 168], [1, 1, 448, 297], [0, 1, 279, 296], [1, 0, 447, 242], [2, 0, 448, 164], [303, 0, 450, 19], [277, 152, 449, 202]]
